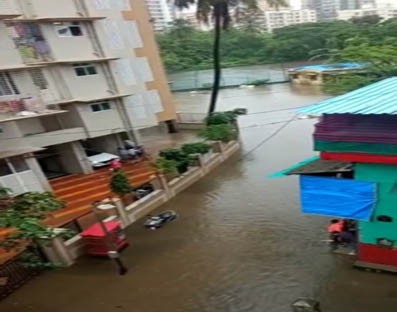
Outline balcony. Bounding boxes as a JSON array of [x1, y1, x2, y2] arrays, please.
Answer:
[[0, 98, 66, 123], [23, 127, 87, 147], [4, 22, 52, 63]]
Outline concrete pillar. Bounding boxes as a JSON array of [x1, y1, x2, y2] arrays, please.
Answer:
[[40, 237, 74, 267], [25, 155, 53, 192], [149, 174, 163, 190], [71, 141, 93, 174], [57, 142, 93, 174], [165, 119, 178, 133], [158, 174, 173, 199], [112, 198, 130, 228]]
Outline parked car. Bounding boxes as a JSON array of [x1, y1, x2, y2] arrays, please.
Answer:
[[144, 210, 178, 230], [132, 183, 154, 200], [85, 149, 120, 168]]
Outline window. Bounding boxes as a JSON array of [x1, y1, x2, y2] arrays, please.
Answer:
[[55, 22, 83, 37], [0, 159, 11, 177], [11, 156, 29, 173], [73, 63, 97, 76], [0, 72, 20, 96], [90, 102, 111, 112]]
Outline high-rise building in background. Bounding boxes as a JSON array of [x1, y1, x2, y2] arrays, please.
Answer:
[[257, 0, 291, 10], [302, 0, 339, 19], [145, 0, 173, 32], [339, 0, 360, 10], [0, 0, 176, 194], [359, 0, 376, 8], [264, 9, 317, 32]]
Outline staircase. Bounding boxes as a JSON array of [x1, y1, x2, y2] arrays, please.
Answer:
[[48, 161, 156, 226]]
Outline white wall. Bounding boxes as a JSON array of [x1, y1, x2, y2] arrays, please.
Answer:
[[40, 23, 96, 60], [58, 104, 85, 128], [27, 0, 78, 17], [76, 102, 124, 137], [0, 121, 22, 140], [58, 64, 111, 99], [0, 23, 24, 66], [17, 118, 45, 135]]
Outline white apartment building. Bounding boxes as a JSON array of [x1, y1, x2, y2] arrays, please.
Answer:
[[264, 9, 317, 32], [145, 0, 173, 32], [0, 0, 176, 194], [337, 6, 397, 20]]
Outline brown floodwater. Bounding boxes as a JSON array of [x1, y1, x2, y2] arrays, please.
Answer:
[[3, 84, 397, 312]]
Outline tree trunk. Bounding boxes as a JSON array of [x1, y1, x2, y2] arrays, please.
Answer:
[[208, 4, 222, 115]]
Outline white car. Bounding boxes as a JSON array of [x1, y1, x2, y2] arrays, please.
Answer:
[[85, 149, 120, 168]]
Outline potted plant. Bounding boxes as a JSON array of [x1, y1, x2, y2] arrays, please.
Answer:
[[182, 142, 212, 165], [109, 170, 133, 205], [154, 157, 178, 181], [198, 124, 236, 143], [159, 148, 189, 174], [181, 142, 211, 155]]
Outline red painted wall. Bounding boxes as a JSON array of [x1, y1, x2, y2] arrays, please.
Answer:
[[358, 243, 397, 267]]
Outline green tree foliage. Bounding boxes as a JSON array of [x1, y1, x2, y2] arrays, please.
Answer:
[[159, 17, 397, 93], [0, 192, 70, 268], [109, 171, 131, 196]]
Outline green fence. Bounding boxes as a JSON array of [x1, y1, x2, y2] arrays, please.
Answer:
[[168, 64, 290, 92]]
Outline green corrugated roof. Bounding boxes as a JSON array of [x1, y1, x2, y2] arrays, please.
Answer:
[[299, 77, 397, 115]]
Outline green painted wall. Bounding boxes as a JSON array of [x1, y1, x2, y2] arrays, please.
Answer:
[[355, 163, 397, 245], [314, 140, 397, 155]]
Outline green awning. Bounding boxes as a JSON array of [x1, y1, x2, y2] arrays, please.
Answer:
[[267, 156, 353, 178], [267, 156, 319, 178]]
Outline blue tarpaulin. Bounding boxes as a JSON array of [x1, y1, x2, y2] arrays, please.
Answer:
[[300, 176, 376, 221]]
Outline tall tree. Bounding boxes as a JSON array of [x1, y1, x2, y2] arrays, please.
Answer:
[[171, 0, 287, 114]]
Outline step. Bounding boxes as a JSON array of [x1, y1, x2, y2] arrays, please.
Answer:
[[63, 191, 113, 211], [54, 171, 155, 198], [50, 166, 154, 190]]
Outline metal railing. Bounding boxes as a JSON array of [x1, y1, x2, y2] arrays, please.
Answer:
[[0, 251, 42, 301]]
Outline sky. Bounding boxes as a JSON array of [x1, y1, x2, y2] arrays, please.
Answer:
[[290, 0, 301, 9]]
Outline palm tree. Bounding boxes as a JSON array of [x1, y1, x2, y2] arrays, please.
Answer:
[[171, 0, 287, 114]]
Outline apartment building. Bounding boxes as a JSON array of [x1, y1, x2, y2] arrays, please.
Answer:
[[337, 6, 397, 20], [145, 0, 173, 32], [303, 0, 339, 20], [0, 0, 176, 194], [264, 9, 317, 32]]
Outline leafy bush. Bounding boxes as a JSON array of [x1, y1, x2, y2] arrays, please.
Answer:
[[181, 142, 211, 155], [110, 171, 131, 196], [0, 191, 71, 268], [158, 148, 190, 174], [159, 148, 187, 162], [205, 109, 246, 126], [10, 192, 64, 220], [154, 157, 178, 174], [199, 124, 236, 142]]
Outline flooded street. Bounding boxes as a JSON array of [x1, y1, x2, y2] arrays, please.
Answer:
[[4, 84, 397, 312]]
